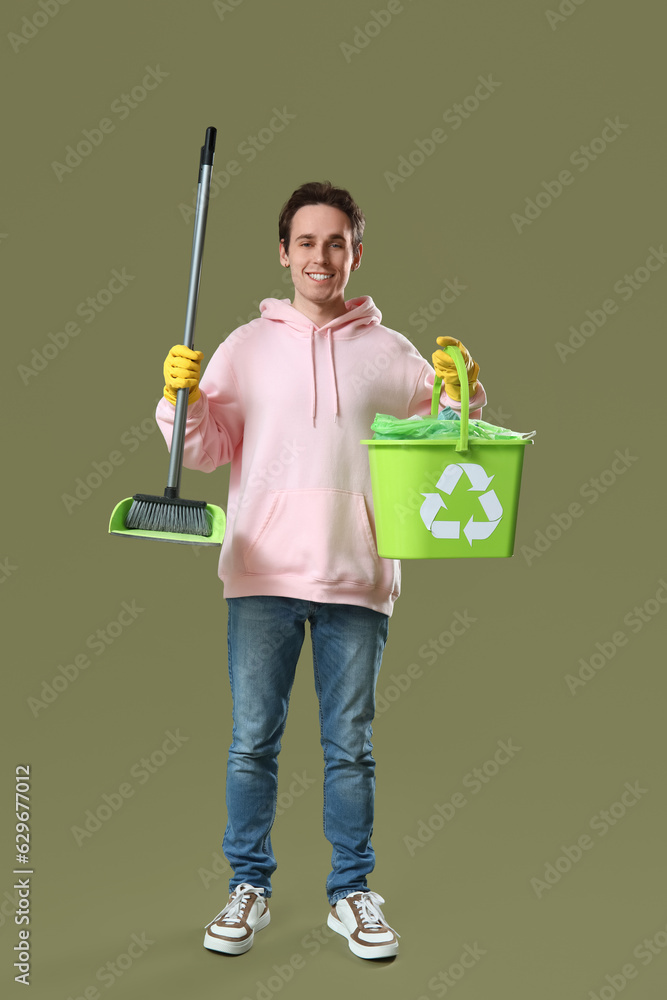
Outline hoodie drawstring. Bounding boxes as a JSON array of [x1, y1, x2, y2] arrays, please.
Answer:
[[327, 329, 339, 423], [310, 329, 317, 425], [310, 328, 339, 425]]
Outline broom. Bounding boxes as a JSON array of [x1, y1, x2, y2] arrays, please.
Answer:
[[122, 125, 219, 539]]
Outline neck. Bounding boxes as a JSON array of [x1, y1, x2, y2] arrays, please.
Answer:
[[291, 295, 348, 328]]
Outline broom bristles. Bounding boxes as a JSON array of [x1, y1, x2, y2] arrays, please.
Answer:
[[125, 495, 212, 537]]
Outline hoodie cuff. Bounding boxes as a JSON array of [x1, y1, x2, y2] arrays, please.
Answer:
[[441, 379, 487, 415], [156, 391, 207, 427]]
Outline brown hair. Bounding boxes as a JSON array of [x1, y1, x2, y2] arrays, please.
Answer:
[[278, 181, 365, 254]]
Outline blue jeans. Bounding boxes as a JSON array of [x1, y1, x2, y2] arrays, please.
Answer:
[[222, 596, 389, 905]]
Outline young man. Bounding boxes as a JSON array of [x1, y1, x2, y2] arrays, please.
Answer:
[[156, 182, 485, 961]]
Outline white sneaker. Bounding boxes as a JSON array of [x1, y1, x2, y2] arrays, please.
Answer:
[[328, 889, 399, 959], [204, 883, 270, 955]]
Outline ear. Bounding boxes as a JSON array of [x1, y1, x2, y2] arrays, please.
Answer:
[[279, 240, 289, 267], [352, 242, 363, 270]]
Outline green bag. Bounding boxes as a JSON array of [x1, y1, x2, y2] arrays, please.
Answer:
[[370, 413, 534, 441]]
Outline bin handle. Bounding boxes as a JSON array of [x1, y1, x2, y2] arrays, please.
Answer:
[[431, 344, 469, 453]]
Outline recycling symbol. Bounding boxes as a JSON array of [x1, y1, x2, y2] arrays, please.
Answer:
[[420, 464, 503, 545]]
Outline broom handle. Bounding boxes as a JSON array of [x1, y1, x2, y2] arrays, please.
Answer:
[[166, 126, 217, 496]]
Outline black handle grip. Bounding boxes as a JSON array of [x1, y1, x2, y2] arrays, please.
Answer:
[[202, 126, 217, 165]]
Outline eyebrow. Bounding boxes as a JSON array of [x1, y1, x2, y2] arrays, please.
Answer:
[[294, 232, 349, 242]]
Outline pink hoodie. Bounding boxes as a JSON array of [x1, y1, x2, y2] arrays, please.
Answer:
[[155, 295, 486, 616]]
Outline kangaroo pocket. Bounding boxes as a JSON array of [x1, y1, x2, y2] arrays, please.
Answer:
[[242, 488, 380, 588]]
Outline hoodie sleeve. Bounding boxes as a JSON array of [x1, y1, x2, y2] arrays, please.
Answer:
[[408, 361, 487, 420], [155, 340, 244, 473]]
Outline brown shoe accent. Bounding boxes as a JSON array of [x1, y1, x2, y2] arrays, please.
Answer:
[[327, 890, 399, 959], [204, 883, 270, 955]]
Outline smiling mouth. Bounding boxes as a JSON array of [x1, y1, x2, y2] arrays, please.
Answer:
[[306, 273, 334, 281]]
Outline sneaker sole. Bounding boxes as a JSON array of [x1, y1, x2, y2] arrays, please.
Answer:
[[203, 909, 270, 955], [327, 911, 398, 960]]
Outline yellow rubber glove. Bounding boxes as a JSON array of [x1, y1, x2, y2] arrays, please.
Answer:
[[163, 345, 204, 405], [432, 336, 479, 402]]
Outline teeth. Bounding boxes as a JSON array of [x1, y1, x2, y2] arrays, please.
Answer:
[[308, 273, 333, 281]]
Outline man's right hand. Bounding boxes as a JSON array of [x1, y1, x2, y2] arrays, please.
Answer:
[[163, 345, 204, 405]]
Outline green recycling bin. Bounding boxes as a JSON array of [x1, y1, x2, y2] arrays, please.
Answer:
[[361, 345, 531, 559]]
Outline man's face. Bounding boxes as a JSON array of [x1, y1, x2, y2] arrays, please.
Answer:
[[279, 204, 362, 318]]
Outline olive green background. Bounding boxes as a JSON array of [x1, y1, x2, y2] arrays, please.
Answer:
[[2, 0, 666, 997]]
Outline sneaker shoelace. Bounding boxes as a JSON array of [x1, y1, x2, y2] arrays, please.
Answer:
[[209, 884, 264, 927], [351, 891, 400, 937]]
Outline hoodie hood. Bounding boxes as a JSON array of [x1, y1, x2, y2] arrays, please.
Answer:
[[258, 296, 383, 423], [259, 295, 382, 337]]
